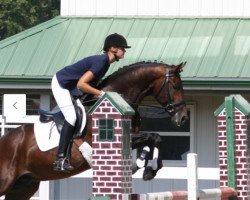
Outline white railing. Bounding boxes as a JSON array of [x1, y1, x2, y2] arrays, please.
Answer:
[[124, 154, 237, 200], [144, 154, 237, 200], [0, 115, 39, 136], [0, 115, 50, 200]]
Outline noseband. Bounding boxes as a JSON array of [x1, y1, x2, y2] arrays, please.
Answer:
[[155, 68, 186, 116]]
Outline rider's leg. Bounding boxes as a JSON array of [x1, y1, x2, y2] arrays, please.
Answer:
[[53, 121, 75, 171], [51, 75, 77, 171]]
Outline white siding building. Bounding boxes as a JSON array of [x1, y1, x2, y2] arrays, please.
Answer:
[[61, 0, 250, 17]]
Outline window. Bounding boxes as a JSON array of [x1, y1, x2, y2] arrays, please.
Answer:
[[0, 94, 41, 115], [138, 104, 194, 163], [0, 94, 41, 136], [98, 118, 114, 141]]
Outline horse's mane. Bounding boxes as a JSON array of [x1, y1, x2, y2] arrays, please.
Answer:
[[83, 61, 176, 105], [98, 61, 168, 88]]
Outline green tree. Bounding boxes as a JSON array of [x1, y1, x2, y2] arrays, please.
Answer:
[[0, 0, 60, 40]]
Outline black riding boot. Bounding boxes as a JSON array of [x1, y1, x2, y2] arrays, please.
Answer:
[[53, 121, 75, 172]]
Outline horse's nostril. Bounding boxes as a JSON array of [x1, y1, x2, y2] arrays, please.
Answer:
[[181, 116, 188, 124]]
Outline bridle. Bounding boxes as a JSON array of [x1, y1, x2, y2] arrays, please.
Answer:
[[155, 67, 186, 116]]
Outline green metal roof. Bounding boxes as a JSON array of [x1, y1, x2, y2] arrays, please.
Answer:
[[1, 16, 250, 88]]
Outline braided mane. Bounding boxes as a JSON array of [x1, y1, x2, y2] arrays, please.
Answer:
[[98, 61, 167, 88]]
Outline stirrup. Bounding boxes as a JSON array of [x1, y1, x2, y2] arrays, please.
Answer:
[[53, 157, 74, 172]]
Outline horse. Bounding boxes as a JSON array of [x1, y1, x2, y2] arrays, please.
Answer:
[[0, 61, 188, 200]]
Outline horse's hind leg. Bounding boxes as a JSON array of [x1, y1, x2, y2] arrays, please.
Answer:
[[4, 174, 40, 200]]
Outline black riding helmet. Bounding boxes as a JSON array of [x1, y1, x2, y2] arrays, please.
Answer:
[[103, 33, 131, 52]]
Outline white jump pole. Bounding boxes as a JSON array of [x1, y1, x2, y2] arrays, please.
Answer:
[[133, 152, 237, 200], [187, 153, 198, 200]]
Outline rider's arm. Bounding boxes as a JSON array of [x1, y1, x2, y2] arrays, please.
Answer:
[[77, 71, 104, 97]]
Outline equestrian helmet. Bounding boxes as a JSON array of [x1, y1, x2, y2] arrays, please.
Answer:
[[103, 33, 131, 51]]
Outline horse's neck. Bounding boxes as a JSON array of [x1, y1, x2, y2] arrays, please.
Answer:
[[103, 70, 156, 104]]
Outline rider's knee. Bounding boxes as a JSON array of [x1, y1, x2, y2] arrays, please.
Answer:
[[64, 112, 77, 126]]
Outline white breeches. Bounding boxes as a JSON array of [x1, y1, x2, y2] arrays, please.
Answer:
[[51, 75, 77, 126]]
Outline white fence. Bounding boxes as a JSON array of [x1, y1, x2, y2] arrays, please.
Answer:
[[128, 154, 237, 200], [0, 115, 50, 200], [0, 115, 39, 136]]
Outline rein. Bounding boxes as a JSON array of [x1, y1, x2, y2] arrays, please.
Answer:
[[155, 67, 186, 116]]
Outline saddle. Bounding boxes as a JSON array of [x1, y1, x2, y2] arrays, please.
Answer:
[[39, 99, 85, 138], [38, 90, 96, 138]]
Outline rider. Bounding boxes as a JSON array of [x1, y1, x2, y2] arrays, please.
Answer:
[[52, 33, 131, 171]]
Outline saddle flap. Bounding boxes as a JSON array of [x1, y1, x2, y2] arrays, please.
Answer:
[[39, 109, 62, 123], [39, 109, 54, 123], [39, 103, 86, 138]]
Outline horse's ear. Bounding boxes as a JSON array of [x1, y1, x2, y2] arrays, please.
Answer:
[[176, 61, 186, 73]]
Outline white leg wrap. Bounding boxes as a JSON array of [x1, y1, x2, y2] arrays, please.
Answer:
[[136, 146, 150, 168], [152, 147, 159, 170], [79, 142, 92, 168]]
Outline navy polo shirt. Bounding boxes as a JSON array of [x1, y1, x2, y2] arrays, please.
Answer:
[[56, 54, 110, 90]]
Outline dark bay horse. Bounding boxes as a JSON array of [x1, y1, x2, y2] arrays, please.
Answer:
[[0, 61, 188, 200]]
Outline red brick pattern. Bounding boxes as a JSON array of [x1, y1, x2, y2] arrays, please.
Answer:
[[217, 108, 249, 200], [92, 99, 132, 199]]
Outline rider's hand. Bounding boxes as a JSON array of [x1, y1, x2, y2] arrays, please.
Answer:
[[97, 90, 105, 98], [98, 90, 105, 97]]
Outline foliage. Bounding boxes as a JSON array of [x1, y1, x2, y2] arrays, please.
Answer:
[[0, 0, 60, 40]]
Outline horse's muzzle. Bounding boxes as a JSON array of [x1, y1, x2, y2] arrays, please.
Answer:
[[172, 112, 189, 127]]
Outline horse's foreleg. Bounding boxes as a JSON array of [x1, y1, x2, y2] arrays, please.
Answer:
[[131, 145, 150, 174], [142, 133, 163, 181], [152, 147, 159, 170], [132, 133, 163, 181], [136, 146, 150, 168], [4, 174, 40, 200], [131, 133, 151, 149], [131, 133, 150, 174]]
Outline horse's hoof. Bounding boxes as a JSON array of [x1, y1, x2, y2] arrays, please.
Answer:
[[143, 166, 156, 181], [131, 163, 139, 174]]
